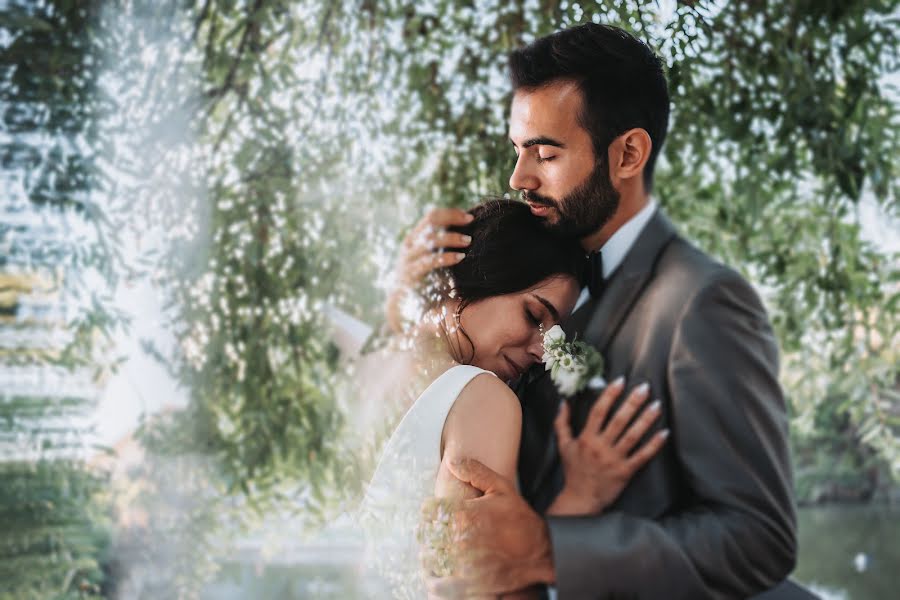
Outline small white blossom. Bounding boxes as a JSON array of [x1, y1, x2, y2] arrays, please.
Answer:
[[540, 325, 604, 397], [555, 367, 580, 396], [543, 351, 555, 371], [544, 325, 565, 344]]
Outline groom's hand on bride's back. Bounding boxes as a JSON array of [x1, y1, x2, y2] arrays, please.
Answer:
[[386, 207, 473, 333], [422, 458, 556, 597]]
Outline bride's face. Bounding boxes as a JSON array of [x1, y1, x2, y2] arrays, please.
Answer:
[[455, 275, 581, 381]]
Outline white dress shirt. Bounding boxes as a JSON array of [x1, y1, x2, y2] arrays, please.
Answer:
[[572, 199, 658, 312]]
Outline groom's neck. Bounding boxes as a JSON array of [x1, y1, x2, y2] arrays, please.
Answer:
[[581, 193, 650, 253]]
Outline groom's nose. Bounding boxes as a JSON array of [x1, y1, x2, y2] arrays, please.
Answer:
[[509, 154, 539, 192]]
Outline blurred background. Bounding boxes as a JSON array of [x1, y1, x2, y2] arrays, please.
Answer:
[[1, 0, 898, 598]]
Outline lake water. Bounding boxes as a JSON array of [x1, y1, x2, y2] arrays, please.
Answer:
[[203, 505, 900, 599], [794, 505, 900, 599]]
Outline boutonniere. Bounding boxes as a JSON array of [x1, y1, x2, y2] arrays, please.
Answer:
[[541, 325, 605, 396]]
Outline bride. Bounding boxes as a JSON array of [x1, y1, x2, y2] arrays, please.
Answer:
[[359, 199, 664, 598]]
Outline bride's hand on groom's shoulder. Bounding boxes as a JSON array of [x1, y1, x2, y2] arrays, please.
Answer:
[[548, 377, 670, 516], [386, 207, 473, 333]]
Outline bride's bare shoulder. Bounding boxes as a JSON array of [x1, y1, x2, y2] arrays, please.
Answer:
[[440, 372, 521, 471], [452, 371, 521, 421]]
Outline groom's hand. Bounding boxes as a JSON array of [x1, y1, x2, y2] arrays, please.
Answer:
[[386, 207, 472, 333], [399, 207, 474, 285], [436, 458, 555, 596]]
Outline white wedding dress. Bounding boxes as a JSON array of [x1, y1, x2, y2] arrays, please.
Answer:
[[358, 364, 494, 598]]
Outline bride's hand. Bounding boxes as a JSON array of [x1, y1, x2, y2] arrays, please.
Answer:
[[547, 377, 669, 516], [386, 207, 473, 333]]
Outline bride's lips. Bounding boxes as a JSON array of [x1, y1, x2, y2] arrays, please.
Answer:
[[526, 201, 554, 217], [503, 355, 526, 379]]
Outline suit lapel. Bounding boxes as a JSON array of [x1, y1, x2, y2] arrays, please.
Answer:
[[525, 210, 679, 503], [517, 369, 560, 503], [583, 211, 677, 355], [565, 293, 598, 338]]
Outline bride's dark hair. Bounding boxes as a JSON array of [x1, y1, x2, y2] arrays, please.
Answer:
[[432, 198, 588, 363]]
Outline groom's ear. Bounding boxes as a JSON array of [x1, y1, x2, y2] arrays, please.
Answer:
[[609, 128, 652, 186]]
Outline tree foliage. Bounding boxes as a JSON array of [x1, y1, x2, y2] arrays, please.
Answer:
[[4, 0, 898, 595], [133, 0, 898, 498], [1, 0, 118, 597]]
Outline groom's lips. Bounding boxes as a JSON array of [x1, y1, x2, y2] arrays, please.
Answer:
[[526, 201, 554, 217]]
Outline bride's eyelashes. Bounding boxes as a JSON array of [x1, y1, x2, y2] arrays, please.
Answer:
[[525, 305, 548, 329]]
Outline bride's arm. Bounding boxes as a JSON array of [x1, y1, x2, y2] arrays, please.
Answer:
[[435, 374, 521, 499], [427, 374, 536, 599]]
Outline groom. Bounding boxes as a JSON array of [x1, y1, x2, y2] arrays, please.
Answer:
[[402, 24, 813, 599]]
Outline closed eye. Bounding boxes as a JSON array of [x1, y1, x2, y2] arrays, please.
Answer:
[[536, 155, 556, 164]]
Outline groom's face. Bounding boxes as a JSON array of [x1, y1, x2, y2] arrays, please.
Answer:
[[508, 80, 620, 239]]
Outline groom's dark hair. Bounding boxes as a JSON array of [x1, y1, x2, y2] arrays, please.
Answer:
[[509, 23, 670, 192]]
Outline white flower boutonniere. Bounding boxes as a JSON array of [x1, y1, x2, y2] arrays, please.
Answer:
[[541, 325, 605, 397]]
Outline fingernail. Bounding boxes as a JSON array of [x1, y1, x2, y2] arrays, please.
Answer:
[[610, 375, 625, 388], [659, 429, 670, 439], [461, 235, 472, 243], [452, 252, 466, 262], [464, 213, 475, 222], [648, 400, 661, 412], [635, 382, 650, 396]]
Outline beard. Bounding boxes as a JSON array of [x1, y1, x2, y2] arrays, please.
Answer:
[[522, 156, 620, 239]]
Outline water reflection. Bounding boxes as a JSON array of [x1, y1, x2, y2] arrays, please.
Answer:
[[200, 505, 900, 599], [795, 505, 900, 599]]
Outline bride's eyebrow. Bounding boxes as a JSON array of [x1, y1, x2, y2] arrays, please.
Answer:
[[531, 294, 560, 322]]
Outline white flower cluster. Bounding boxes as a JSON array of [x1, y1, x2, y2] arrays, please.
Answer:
[[541, 325, 605, 397]]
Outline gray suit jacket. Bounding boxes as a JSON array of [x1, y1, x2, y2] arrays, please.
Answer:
[[517, 210, 800, 599]]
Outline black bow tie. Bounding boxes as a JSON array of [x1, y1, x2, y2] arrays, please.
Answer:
[[587, 251, 605, 298]]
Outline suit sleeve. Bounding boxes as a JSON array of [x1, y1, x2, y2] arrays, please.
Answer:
[[545, 270, 797, 599]]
